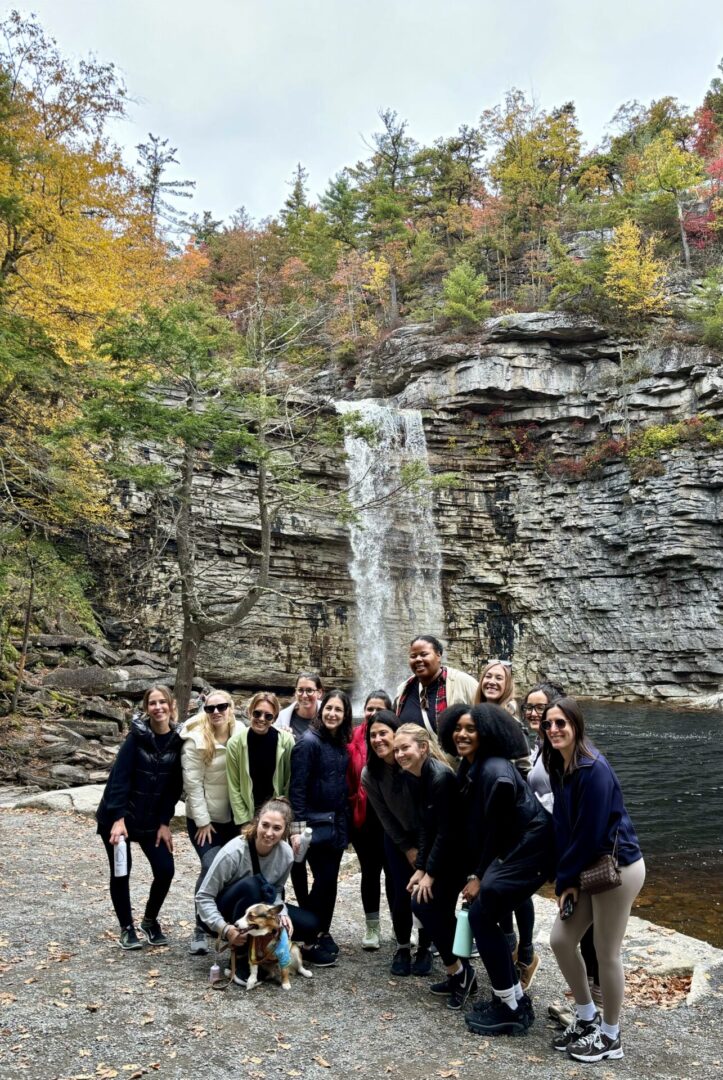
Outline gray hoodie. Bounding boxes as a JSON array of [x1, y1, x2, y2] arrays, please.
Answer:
[[195, 836, 293, 934]]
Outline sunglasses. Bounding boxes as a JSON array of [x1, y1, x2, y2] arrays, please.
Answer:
[[541, 717, 568, 732], [205, 702, 230, 714], [251, 709, 275, 722], [487, 659, 512, 668]]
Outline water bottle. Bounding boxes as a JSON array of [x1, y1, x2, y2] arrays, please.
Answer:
[[113, 836, 128, 877], [293, 826, 313, 862], [452, 903, 473, 958], [209, 961, 221, 984]]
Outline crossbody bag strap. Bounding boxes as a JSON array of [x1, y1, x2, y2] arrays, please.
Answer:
[[248, 836, 261, 876]]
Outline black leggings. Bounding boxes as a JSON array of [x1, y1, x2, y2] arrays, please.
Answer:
[[204, 876, 319, 944], [306, 843, 344, 934], [350, 807, 393, 917], [187, 818, 238, 929], [411, 872, 465, 966], [100, 832, 174, 929], [384, 835, 428, 948]]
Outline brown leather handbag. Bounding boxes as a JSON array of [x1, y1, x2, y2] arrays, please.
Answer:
[[580, 832, 621, 894]]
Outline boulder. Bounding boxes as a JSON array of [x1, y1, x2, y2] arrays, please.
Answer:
[[50, 763, 89, 785], [81, 697, 126, 723], [42, 665, 176, 696]]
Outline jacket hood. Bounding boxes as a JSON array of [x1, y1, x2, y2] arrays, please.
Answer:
[[180, 716, 243, 747]]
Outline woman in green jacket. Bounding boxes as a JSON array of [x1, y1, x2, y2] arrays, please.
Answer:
[[226, 692, 294, 827]]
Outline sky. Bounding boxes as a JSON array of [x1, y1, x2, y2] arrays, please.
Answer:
[[11, 0, 723, 226]]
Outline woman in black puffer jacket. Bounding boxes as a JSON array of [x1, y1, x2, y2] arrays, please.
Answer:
[[96, 685, 183, 951], [289, 688, 351, 967]]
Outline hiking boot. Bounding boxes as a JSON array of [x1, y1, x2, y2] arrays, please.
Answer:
[[119, 925, 144, 951], [567, 1027, 623, 1062], [301, 943, 337, 967], [411, 946, 433, 977], [517, 951, 540, 991], [552, 1012, 601, 1052], [447, 960, 478, 1011], [139, 918, 168, 946], [318, 932, 339, 956], [390, 947, 412, 977], [189, 928, 209, 956], [465, 997, 528, 1036], [362, 920, 380, 950]]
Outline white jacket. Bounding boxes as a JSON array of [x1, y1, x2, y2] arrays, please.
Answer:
[[180, 717, 244, 826]]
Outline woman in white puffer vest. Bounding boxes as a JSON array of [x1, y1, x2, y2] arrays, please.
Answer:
[[181, 688, 244, 956]]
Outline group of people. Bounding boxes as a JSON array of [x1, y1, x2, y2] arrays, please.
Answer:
[[96, 636, 645, 1064]]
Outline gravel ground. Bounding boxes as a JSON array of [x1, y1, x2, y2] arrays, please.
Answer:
[[1, 807, 721, 1080]]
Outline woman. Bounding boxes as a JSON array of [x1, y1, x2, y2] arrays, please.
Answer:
[[439, 704, 556, 1037], [275, 671, 323, 741], [474, 659, 519, 718], [523, 680, 565, 808], [394, 723, 474, 1010], [96, 685, 183, 950], [181, 688, 244, 956], [289, 688, 352, 966], [362, 710, 432, 977], [226, 692, 294, 828], [195, 797, 320, 984], [347, 690, 394, 951], [544, 697, 645, 1063], [396, 635, 478, 734]]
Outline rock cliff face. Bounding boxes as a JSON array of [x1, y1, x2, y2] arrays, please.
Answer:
[[102, 314, 723, 706]]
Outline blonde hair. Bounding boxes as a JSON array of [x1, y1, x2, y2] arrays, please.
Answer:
[[394, 723, 452, 769], [247, 691, 280, 722], [198, 689, 236, 764], [474, 661, 518, 714]]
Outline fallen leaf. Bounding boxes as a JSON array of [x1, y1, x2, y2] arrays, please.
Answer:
[[313, 1057, 331, 1068], [85, 1003, 102, 1012]]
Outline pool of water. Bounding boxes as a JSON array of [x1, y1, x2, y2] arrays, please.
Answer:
[[576, 701, 723, 948]]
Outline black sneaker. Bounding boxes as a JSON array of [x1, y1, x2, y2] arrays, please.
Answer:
[[552, 1012, 601, 1052], [139, 918, 169, 946], [411, 947, 433, 977], [318, 932, 339, 956], [465, 996, 528, 1035], [447, 961, 478, 1011], [567, 1026, 623, 1062], [119, 925, 144, 950], [390, 947, 412, 977], [429, 973, 454, 996], [301, 944, 337, 967]]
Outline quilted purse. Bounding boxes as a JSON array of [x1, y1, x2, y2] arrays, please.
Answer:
[[580, 832, 621, 894]]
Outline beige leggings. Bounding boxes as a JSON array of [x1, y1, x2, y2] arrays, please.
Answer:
[[550, 858, 646, 1026]]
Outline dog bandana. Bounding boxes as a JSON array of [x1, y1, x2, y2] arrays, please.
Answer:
[[249, 928, 292, 970]]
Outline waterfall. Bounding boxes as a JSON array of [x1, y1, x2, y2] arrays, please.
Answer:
[[337, 400, 445, 704]]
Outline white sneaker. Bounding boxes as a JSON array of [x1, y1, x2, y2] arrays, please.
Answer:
[[362, 921, 380, 950]]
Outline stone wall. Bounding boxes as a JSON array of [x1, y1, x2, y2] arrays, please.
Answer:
[[98, 314, 723, 706]]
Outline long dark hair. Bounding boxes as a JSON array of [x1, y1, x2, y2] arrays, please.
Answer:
[[439, 703, 529, 760], [364, 708, 405, 777], [540, 695, 595, 778], [312, 688, 353, 744], [522, 680, 565, 706], [364, 688, 392, 711]]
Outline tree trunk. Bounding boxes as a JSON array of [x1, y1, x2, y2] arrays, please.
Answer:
[[11, 560, 34, 713], [676, 198, 692, 271], [389, 270, 400, 327], [174, 616, 201, 721]]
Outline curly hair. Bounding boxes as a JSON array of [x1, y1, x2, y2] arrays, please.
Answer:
[[438, 703, 529, 760]]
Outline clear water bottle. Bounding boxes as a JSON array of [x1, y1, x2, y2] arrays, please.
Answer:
[[113, 836, 128, 877], [293, 826, 313, 862], [209, 961, 221, 984]]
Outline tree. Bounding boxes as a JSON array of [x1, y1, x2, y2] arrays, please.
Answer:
[[603, 219, 668, 322], [136, 133, 195, 238], [442, 261, 492, 326], [636, 131, 704, 269]]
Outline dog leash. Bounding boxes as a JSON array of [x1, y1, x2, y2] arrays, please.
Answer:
[[211, 932, 237, 991]]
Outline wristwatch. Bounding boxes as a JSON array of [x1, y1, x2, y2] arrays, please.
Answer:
[[466, 874, 479, 883]]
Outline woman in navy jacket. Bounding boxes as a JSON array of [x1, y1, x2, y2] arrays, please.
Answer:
[[439, 703, 556, 1037], [543, 696, 645, 1064], [289, 688, 352, 966], [96, 685, 183, 950]]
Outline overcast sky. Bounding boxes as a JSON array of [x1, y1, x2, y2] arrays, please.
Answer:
[[14, 1, 723, 225]]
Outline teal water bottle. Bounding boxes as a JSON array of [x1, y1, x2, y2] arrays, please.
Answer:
[[453, 903, 473, 958]]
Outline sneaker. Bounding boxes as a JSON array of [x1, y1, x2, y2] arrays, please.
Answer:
[[567, 1027, 623, 1063], [518, 992, 535, 1029], [447, 961, 478, 1011], [411, 947, 433, 977], [189, 928, 209, 956], [517, 952, 540, 991], [301, 944, 337, 968], [467, 993, 533, 1028], [552, 1012, 601, 1052], [318, 932, 339, 956], [139, 918, 169, 946], [465, 997, 528, 1036], [429, 973, 454, 996], [362, 921, 380, 950], [390, 947, 412, 977], [119, 925, 144, 951]]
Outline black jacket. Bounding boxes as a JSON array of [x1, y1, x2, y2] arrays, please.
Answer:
[[96, 718, 183, 837], [289, 727, 349, 849], [415, 757, 461, 879]]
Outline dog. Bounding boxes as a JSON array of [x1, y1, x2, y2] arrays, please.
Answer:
[[235, 902, 313, 990]]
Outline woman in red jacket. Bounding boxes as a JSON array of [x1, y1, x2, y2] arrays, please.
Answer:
[[347, 689, 394, 950]]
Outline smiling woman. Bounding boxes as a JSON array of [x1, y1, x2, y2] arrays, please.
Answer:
[[225, 693, 294, 830], [396, 635, 478, 734]]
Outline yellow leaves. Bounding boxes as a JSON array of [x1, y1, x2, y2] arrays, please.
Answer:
[[603, 219, 668, 320]]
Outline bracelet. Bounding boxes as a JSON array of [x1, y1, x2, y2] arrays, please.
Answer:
[[466, 874, 479, 883]]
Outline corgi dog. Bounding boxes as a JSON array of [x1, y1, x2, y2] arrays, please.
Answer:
[[235, 902, 313, 990]]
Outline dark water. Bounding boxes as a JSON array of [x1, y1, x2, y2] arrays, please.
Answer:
[[579, 701, 723, 948]]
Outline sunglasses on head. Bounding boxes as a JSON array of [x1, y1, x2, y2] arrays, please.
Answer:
[[204, 702, 230, 714], [541, 716, 568, 732], [487, 659, 512, 668], [251, 709, 275, 721]]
